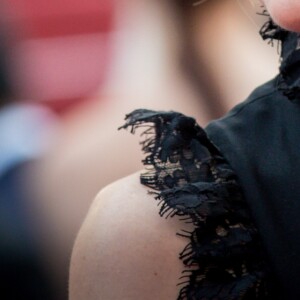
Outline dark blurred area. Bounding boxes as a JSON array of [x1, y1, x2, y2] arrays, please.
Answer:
[[0, 0, 115, 299], [0, 163, 55, 299], [0, 2, 55, 299]]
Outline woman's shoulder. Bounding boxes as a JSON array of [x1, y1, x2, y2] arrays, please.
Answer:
[[69, 171, 189, 300], [70, 109, 273, 299]]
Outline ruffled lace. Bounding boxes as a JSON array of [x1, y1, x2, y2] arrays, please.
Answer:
[[260, 13, 300, 100], [120, 109, 272, 299]]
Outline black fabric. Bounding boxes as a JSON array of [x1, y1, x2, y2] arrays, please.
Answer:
[[260, 16, 300, 100], [121, 110, 274, 299], [206, 78, 300, 299]]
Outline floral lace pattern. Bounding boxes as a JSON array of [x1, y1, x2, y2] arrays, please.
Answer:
[[121, 109, 272, 299]]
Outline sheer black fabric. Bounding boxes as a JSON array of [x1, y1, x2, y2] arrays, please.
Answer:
[[121, 110, 273, 299]]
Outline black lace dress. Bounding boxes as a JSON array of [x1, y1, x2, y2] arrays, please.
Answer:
[[121, 19, 300, 300]]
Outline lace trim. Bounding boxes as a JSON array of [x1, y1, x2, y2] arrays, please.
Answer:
[[121, 109, 271, 299], [260, 12, 300, 100]]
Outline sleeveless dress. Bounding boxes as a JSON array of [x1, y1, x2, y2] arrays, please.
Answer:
[[121, 19, 300, 300]]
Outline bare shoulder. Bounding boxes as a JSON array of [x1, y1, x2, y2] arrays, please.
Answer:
[[69, 171, 189, 300]]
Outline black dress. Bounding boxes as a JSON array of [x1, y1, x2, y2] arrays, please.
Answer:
[[121, 19, 300, 300]]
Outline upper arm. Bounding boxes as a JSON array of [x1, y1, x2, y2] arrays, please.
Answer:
[[69, 172, 189, 300]]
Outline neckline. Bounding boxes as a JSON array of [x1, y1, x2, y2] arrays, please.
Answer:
[[260, 18, 300, 100]]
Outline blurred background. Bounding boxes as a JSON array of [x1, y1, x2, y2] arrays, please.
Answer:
[[0, 0, 279, 299]]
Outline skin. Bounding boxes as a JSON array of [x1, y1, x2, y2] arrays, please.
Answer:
[[262, 0, 300, 32], [69, 172, 193, 300]]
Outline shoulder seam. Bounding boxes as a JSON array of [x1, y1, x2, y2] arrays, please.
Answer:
[[225, 90, 278, 121]]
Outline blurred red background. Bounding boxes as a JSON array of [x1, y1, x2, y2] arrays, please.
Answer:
[[4, 0, 115, 113]]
